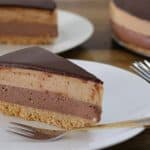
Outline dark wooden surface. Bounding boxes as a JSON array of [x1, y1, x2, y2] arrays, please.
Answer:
[[56, 0, 150, 149]]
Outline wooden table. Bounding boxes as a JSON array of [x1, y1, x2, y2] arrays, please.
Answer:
[[56, 0, 150, 149]]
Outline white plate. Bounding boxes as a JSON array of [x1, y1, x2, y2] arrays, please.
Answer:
[[0, 60, 150, 150], [0, 10, 94, 56]]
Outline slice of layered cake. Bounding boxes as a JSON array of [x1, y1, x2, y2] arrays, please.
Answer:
[[0, 47, 103, 129], [110, 0, 150, 56], [0, 0, 57, 44]]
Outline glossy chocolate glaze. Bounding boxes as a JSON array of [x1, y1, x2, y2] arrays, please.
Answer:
[[0, 0, 56, 10], [0, 84, 101, 121], [0, 47, 102, 83], [114, 0, 150, 20]]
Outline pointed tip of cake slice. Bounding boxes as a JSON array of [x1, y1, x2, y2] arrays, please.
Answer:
[[0, 46, 103, 83]]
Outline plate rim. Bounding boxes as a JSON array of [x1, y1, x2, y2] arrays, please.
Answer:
[[53, 9, 94, 54]]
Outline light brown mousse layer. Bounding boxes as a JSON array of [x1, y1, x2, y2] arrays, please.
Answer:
[[0, 7, 57, 44], [0, 67, 103, 128]]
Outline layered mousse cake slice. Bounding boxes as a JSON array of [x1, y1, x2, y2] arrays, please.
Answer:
[[0, 0, 57, 44], [0, 47, 103, 129], [110, 0, 150, 57]]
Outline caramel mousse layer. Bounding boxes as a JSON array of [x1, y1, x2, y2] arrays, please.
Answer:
[[0, 84, 101, 121], [111, 21, 150, 49], [0, 23, 57, 37], [0, 8, 57, 25]]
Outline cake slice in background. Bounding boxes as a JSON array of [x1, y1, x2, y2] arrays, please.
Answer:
[[110, 0, 150, 57], [0, 47, 103, 129], [0, 0, 58, 44]]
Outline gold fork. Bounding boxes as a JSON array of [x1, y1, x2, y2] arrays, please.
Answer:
[[8, 117, 150, 140]]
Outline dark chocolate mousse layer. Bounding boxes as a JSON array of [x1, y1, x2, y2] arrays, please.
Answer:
[[0, 47, 102, 83], [0, 84, 101, 121], [114, 0, 150, 20], [111, 21, 150, 49], [0, 0, 56, 10], [0, 23, 57, 36]]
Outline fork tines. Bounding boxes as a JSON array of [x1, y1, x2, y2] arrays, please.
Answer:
[[8, 122, 40, 139], [131, 60, 150, 83], [8, 122, 64, 140]]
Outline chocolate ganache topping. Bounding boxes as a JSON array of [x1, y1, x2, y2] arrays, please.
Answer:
[[114, 0, 150, 20], [0, 0, 56, 10], [0, 47, 102, 83]]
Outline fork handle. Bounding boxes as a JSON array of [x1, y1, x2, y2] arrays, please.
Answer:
[[75, 117, 150, 131]]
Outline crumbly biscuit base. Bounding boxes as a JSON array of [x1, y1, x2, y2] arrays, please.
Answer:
[[0, 101, 94, 129], [0, 35, 56, 44]]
